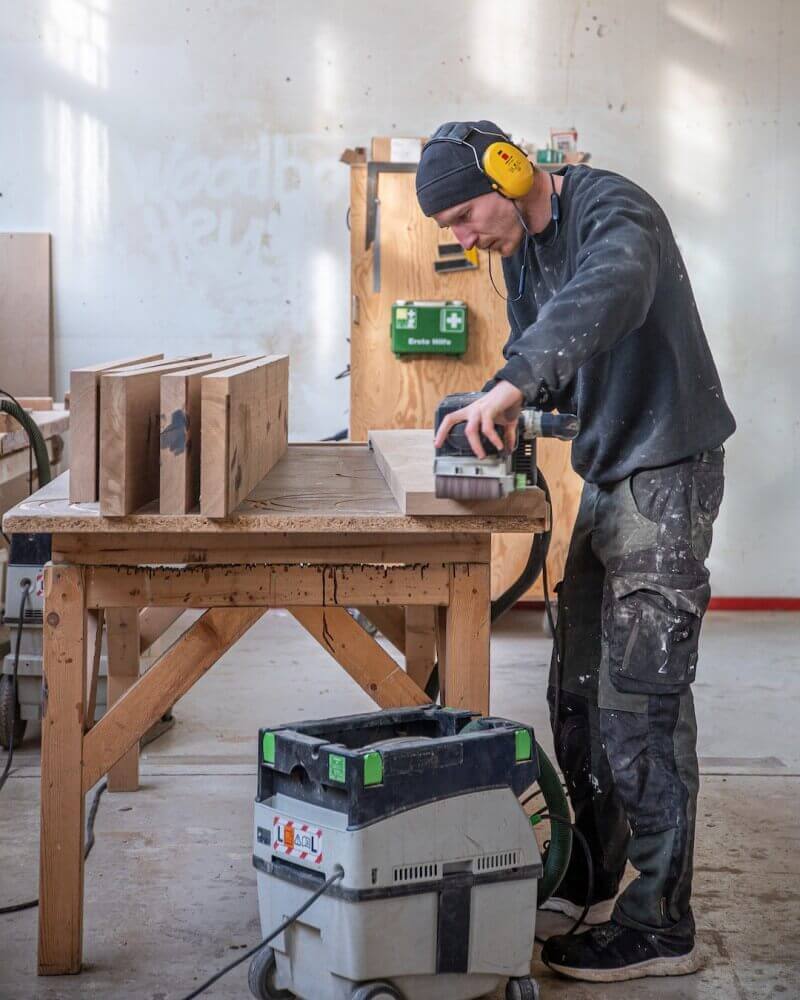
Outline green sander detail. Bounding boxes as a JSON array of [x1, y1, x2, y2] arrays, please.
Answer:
[[433, 392, 580, 501]]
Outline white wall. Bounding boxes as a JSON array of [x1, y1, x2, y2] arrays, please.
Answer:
[[1, 0, 797, 595]]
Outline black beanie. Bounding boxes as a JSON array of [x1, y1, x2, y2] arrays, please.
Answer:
[[416, 120, 510, 216]]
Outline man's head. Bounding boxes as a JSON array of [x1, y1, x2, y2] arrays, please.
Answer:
[[415, 120, 531, 257]]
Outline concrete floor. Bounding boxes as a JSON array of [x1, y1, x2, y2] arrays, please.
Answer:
[[1, 610, 798, 999]]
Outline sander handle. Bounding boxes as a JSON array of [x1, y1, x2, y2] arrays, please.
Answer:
[[524, 410, 580, 441]]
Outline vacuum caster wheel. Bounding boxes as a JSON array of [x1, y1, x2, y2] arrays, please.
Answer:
[[506, 977, 540, 1000], [248, 946, 294, 999], [351, 983, 404, 1000], [0, 675, 26, 751]]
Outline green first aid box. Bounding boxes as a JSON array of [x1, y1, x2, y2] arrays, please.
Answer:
[[390, 300, 468, 356]]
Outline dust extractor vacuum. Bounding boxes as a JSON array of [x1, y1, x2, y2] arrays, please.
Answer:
[[249, 707, 572, 1000]]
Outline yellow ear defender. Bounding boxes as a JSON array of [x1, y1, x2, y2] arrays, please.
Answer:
[[481, 140, 534, 199], [425, 123, 535, 201]]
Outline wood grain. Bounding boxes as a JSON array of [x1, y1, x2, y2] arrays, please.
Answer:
[[200, 355, 289, 518], [69, 354, 164, 502], [290, 606, 429, 708], [98, 355, 211, 515], [0, 233, 51, 396], [4, 455, 545, 536], [39, 564, 86, 974], [444, 564, 490, 713], [83, 563, 452, 609], [105, 608, 141, 792], [82, 607, 266, 792], [369, 428, 546, 516], [159, 355, 256, 514]]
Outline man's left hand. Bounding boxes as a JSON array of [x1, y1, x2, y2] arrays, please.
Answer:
[[434, 381, 525, 459]]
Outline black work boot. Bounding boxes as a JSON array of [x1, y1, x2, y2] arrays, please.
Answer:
[[541, 915, 700, 983]]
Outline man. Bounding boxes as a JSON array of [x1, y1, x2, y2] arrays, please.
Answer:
[[415, 121, 735, 983]]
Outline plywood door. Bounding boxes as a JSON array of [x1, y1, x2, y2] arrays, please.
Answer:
[[348, 164, 580, 598]]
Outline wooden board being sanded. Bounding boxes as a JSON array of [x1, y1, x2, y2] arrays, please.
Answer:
[[159, 355, 264, 515], [200, 356, 289, 518], [369, 428, 547, 518], [98, 355, 212, 515], [69, 355, 165, 502]]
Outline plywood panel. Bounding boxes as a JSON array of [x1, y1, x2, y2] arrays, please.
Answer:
[[159, 355, 256, 514], [348, 164, 581, 596], [98, 355, 211, 515], [0, 233, 51, 396], [69, 354, 164, 502], [200, 355, 289, 518]]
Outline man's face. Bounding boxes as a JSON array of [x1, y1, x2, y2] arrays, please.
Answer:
[[433, 192, 523, 257]]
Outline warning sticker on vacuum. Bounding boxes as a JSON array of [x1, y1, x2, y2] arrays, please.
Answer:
[[272, 815, 324, 865]]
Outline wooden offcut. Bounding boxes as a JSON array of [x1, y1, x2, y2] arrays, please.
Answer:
[[69, 354, 164, 502], [369, 428, 547, 517], [200, 355, 289, 518], [0, 233, 52, 397], [98, 355, 211, 516], [159, 355, 258, 514]]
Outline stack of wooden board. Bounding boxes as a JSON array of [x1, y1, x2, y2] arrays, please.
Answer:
[[69, 354, 289, 517]]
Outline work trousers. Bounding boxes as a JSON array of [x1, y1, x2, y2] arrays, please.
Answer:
[[548, 448, 725, 936]]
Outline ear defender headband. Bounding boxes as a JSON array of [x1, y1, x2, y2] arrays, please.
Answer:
[[425, 123, 534, 200]]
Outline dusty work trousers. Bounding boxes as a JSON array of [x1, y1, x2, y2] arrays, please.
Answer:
[[548, 448, 725, 936]]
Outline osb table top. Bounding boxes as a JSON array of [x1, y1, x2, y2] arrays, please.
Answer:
[[2, 443, 547, 537]]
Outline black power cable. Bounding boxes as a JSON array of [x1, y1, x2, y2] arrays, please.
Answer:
[[180, 864, 345, 1000], [0, 582, 31, 794], [532, 813, 594, 943]]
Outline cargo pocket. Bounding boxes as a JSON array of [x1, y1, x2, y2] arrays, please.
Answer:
[[604, 575, 708, 695]]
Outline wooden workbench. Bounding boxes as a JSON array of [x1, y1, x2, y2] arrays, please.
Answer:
[[2, 441, 546, 977]]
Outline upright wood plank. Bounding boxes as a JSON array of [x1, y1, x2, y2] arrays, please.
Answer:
[[69, 354, 164, 502], [99, 356, 212, 515], [200, 355, 289, 518], [289, 606, 429, 708], [159, 355, 257, 514], [82, 607, 266, 792], [0, 233, 51, 396], [445, 564, 491, 714], [39, 564, 86, 975], [105, 608, 140, 792]]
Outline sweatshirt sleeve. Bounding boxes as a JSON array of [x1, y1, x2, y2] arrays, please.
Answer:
[[494, 181, 661, 401]]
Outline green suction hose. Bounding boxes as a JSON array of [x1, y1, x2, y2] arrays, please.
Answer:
[[533, 739, 572, 904], [0, 398, 52, 486]]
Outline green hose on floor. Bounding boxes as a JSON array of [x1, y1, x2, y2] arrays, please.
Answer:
[[0, 398, 52, 486]]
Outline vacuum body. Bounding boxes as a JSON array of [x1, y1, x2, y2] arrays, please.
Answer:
[[252, 707, 543, 1000]]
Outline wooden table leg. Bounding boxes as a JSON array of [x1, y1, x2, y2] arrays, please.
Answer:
[[39, 565, 87, 975], [444, 564, 491, 714], [106, 608, 141, 792], [405, 605, 436, 692]]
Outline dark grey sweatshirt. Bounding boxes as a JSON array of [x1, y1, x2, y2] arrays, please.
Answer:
[[487, 165, 735, 484]]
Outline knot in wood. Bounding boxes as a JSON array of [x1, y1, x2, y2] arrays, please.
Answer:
[[47, 612, 60, 627]]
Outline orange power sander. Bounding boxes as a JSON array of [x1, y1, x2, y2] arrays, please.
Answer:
[[434, 392, 579, 501]]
